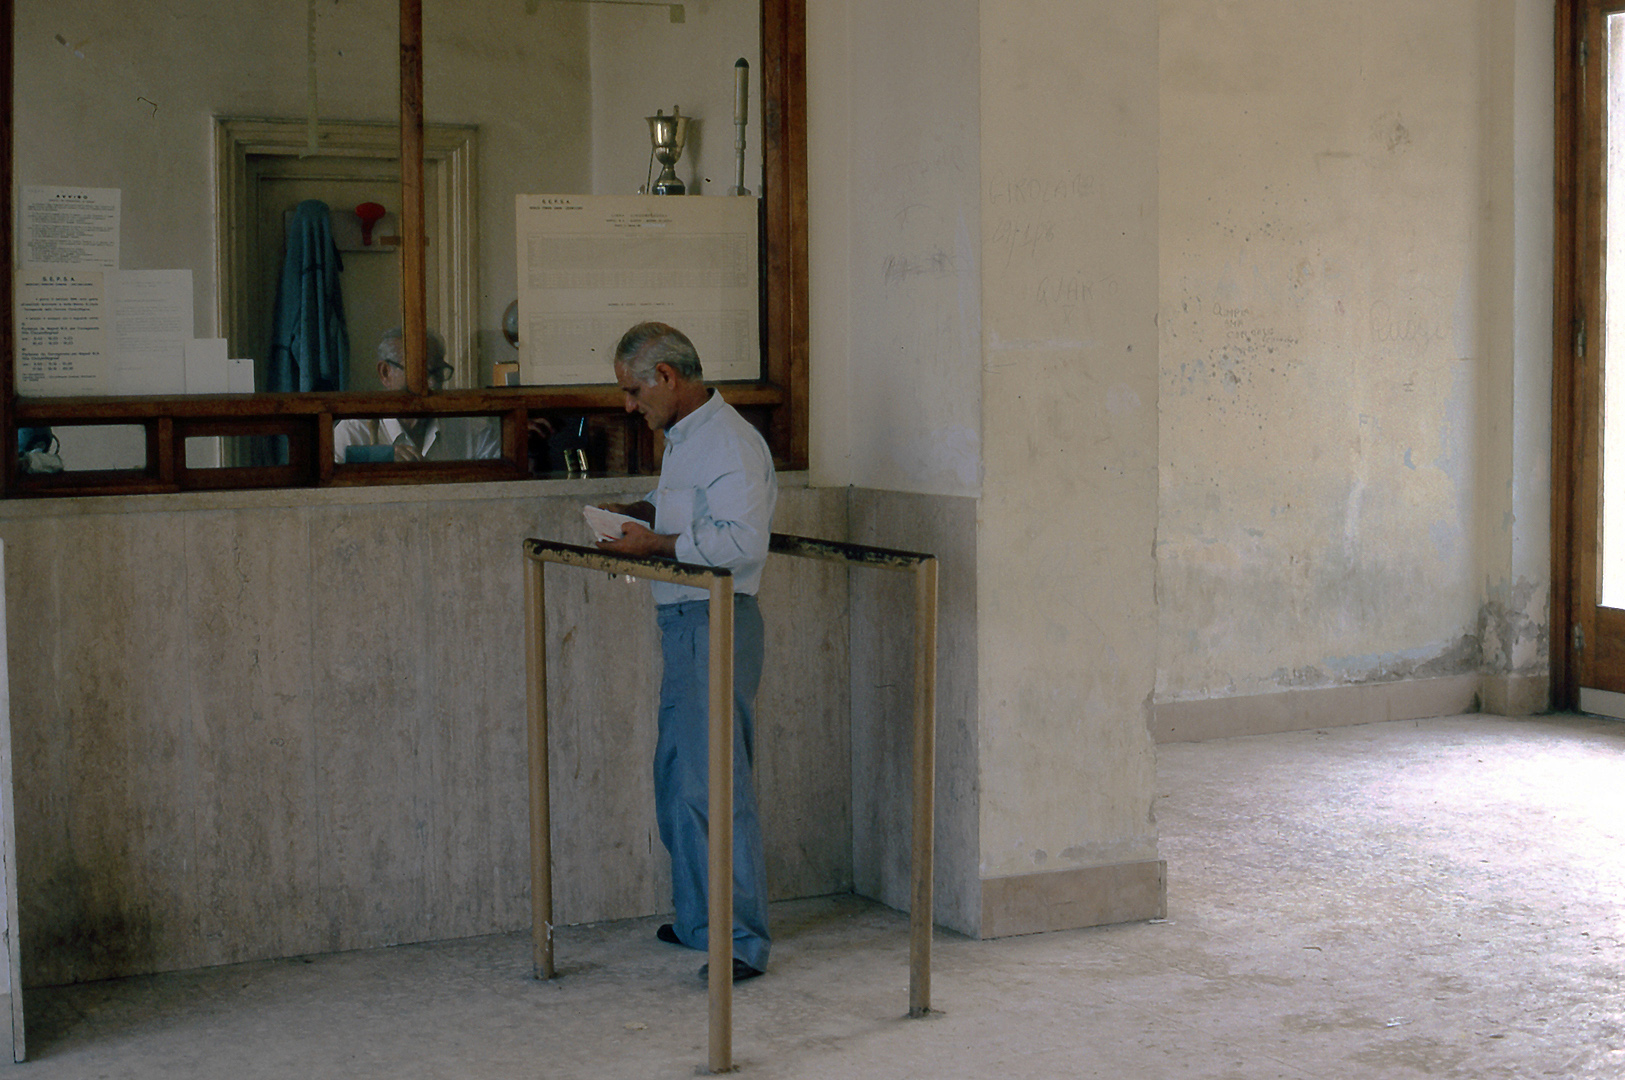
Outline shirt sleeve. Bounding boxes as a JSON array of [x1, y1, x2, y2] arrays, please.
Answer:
[[473, 415, 502, 460], [331, 418, 374, 463], [670, 439, 774, 573]]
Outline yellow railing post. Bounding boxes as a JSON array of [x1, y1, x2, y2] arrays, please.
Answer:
[[706, 573, 735, 1073], [909, 556, 938, 1017], [522, 539, 737, 1072], [524, 555, 553, 979]]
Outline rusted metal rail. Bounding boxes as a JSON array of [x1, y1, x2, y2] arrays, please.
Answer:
[[523, 538, 737, 1072], [522, 531, 939, 1073], [767, 533, 938, 1017]]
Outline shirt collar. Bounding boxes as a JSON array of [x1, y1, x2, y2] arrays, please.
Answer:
[[663, 388, 719, 448], [378, 416, 438, 452]]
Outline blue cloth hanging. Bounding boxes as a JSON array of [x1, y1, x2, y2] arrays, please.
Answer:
[[267, 200, 349, 392]]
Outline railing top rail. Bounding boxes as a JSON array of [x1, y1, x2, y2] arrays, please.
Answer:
[[525, 532, 936, 587], [770, 532, 936, 570], [523, 537, 731, 589]]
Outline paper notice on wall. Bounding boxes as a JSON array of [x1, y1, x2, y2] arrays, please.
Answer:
[[184, 338, 230, 394], [15, 271, 109, 396], [21, 186, 120, 270], [226, 358, 256, 393], [515, 194, 759, 385], [15, 269, 193, 397], [107, 270, 191, 395]]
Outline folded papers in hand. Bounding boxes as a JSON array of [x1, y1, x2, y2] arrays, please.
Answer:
[[583, 505, 641, 542]]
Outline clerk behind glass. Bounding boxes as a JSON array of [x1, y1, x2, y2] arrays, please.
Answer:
[[331, 328, 498, 462]]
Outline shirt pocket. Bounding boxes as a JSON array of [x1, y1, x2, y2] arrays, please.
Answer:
[[655, 485, 698, 537]]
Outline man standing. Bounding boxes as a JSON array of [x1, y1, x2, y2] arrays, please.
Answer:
[[596, 322, 777, 982]]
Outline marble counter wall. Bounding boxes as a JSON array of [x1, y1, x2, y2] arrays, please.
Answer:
[[0, 478, 853, 987]]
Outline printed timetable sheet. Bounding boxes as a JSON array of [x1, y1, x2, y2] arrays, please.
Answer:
[[16, 269, 192, 397], [515, 194, 759, 385]]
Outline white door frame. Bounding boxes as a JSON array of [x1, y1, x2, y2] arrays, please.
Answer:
[[214, 117, 480, 388]]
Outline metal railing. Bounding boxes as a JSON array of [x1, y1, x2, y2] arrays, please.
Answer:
[[523, 532, 939, 1074], [765, 533, 939, 1019]]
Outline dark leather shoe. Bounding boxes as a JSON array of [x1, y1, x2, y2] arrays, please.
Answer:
[[656, 923, 682, 946], [698, 958, 764, 983]]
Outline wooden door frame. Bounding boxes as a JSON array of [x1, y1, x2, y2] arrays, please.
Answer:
[[1550, 0, 1625, 708], [1553, 0, 1583, 709]]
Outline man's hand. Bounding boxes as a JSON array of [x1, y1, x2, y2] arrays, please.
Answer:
[[597, 520, 677, 559]]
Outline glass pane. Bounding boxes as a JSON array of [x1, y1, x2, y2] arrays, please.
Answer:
[[1603, 13, 1625, 608], [252, 156, 403, 393], [184, 436, 222, 469], [14, 0, 396, 400], [422, 0, 762, 388], [333, 415, 501, 463], [19, 425, 146, 473], [531, 414, 620, 477]]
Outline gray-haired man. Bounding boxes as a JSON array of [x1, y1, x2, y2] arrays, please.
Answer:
[[596, 322, 777, 982]]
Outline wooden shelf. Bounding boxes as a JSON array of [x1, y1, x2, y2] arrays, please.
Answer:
[[12, 381, 788, 423]]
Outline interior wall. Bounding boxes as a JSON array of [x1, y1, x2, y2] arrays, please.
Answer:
[[0, 544, 17, 1061], [1156, 0, 1495, 705], [975, 0, 1162, 884], [9, 0, 1565, 986], [588, 0, 761, 200], [804, 1, 851, 488], [848, 490, 980, 935], [2, 481, 851, 987], [16, 0, 591, 385], [804, 0, 983, 497], [810, 0, 1163, 922], [1476, 0, 1554, 713], [805, 0, 987, 935]]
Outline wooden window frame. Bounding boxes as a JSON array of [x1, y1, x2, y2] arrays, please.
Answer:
[[0, 0, 808, 498]]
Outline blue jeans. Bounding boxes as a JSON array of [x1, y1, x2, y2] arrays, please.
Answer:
[[654, 595, 771, 971]]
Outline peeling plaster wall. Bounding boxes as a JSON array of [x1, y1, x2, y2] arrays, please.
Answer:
[[1157, 0, 1496, 702], [977, 1, 1160, 880]]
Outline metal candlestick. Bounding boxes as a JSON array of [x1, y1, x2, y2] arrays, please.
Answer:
[[731, 58, 750, 196]]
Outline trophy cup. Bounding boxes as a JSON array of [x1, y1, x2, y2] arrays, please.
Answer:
[[646, 106, 689, 195]]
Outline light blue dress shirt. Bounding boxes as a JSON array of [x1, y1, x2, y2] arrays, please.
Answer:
[[649, 390, 778, 605]]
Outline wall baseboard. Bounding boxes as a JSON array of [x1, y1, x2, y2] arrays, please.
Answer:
[[0, 991, 15, 1063], [980, 860, 1167, 939], [1479, 674, 1550, 716], [1151, 674, 1480, 744]]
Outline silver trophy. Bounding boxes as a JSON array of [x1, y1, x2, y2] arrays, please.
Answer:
[[646, 106, 690, 195]]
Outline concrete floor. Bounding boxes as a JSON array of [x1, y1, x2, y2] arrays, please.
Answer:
[[14, 713, 1625, 1078]]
